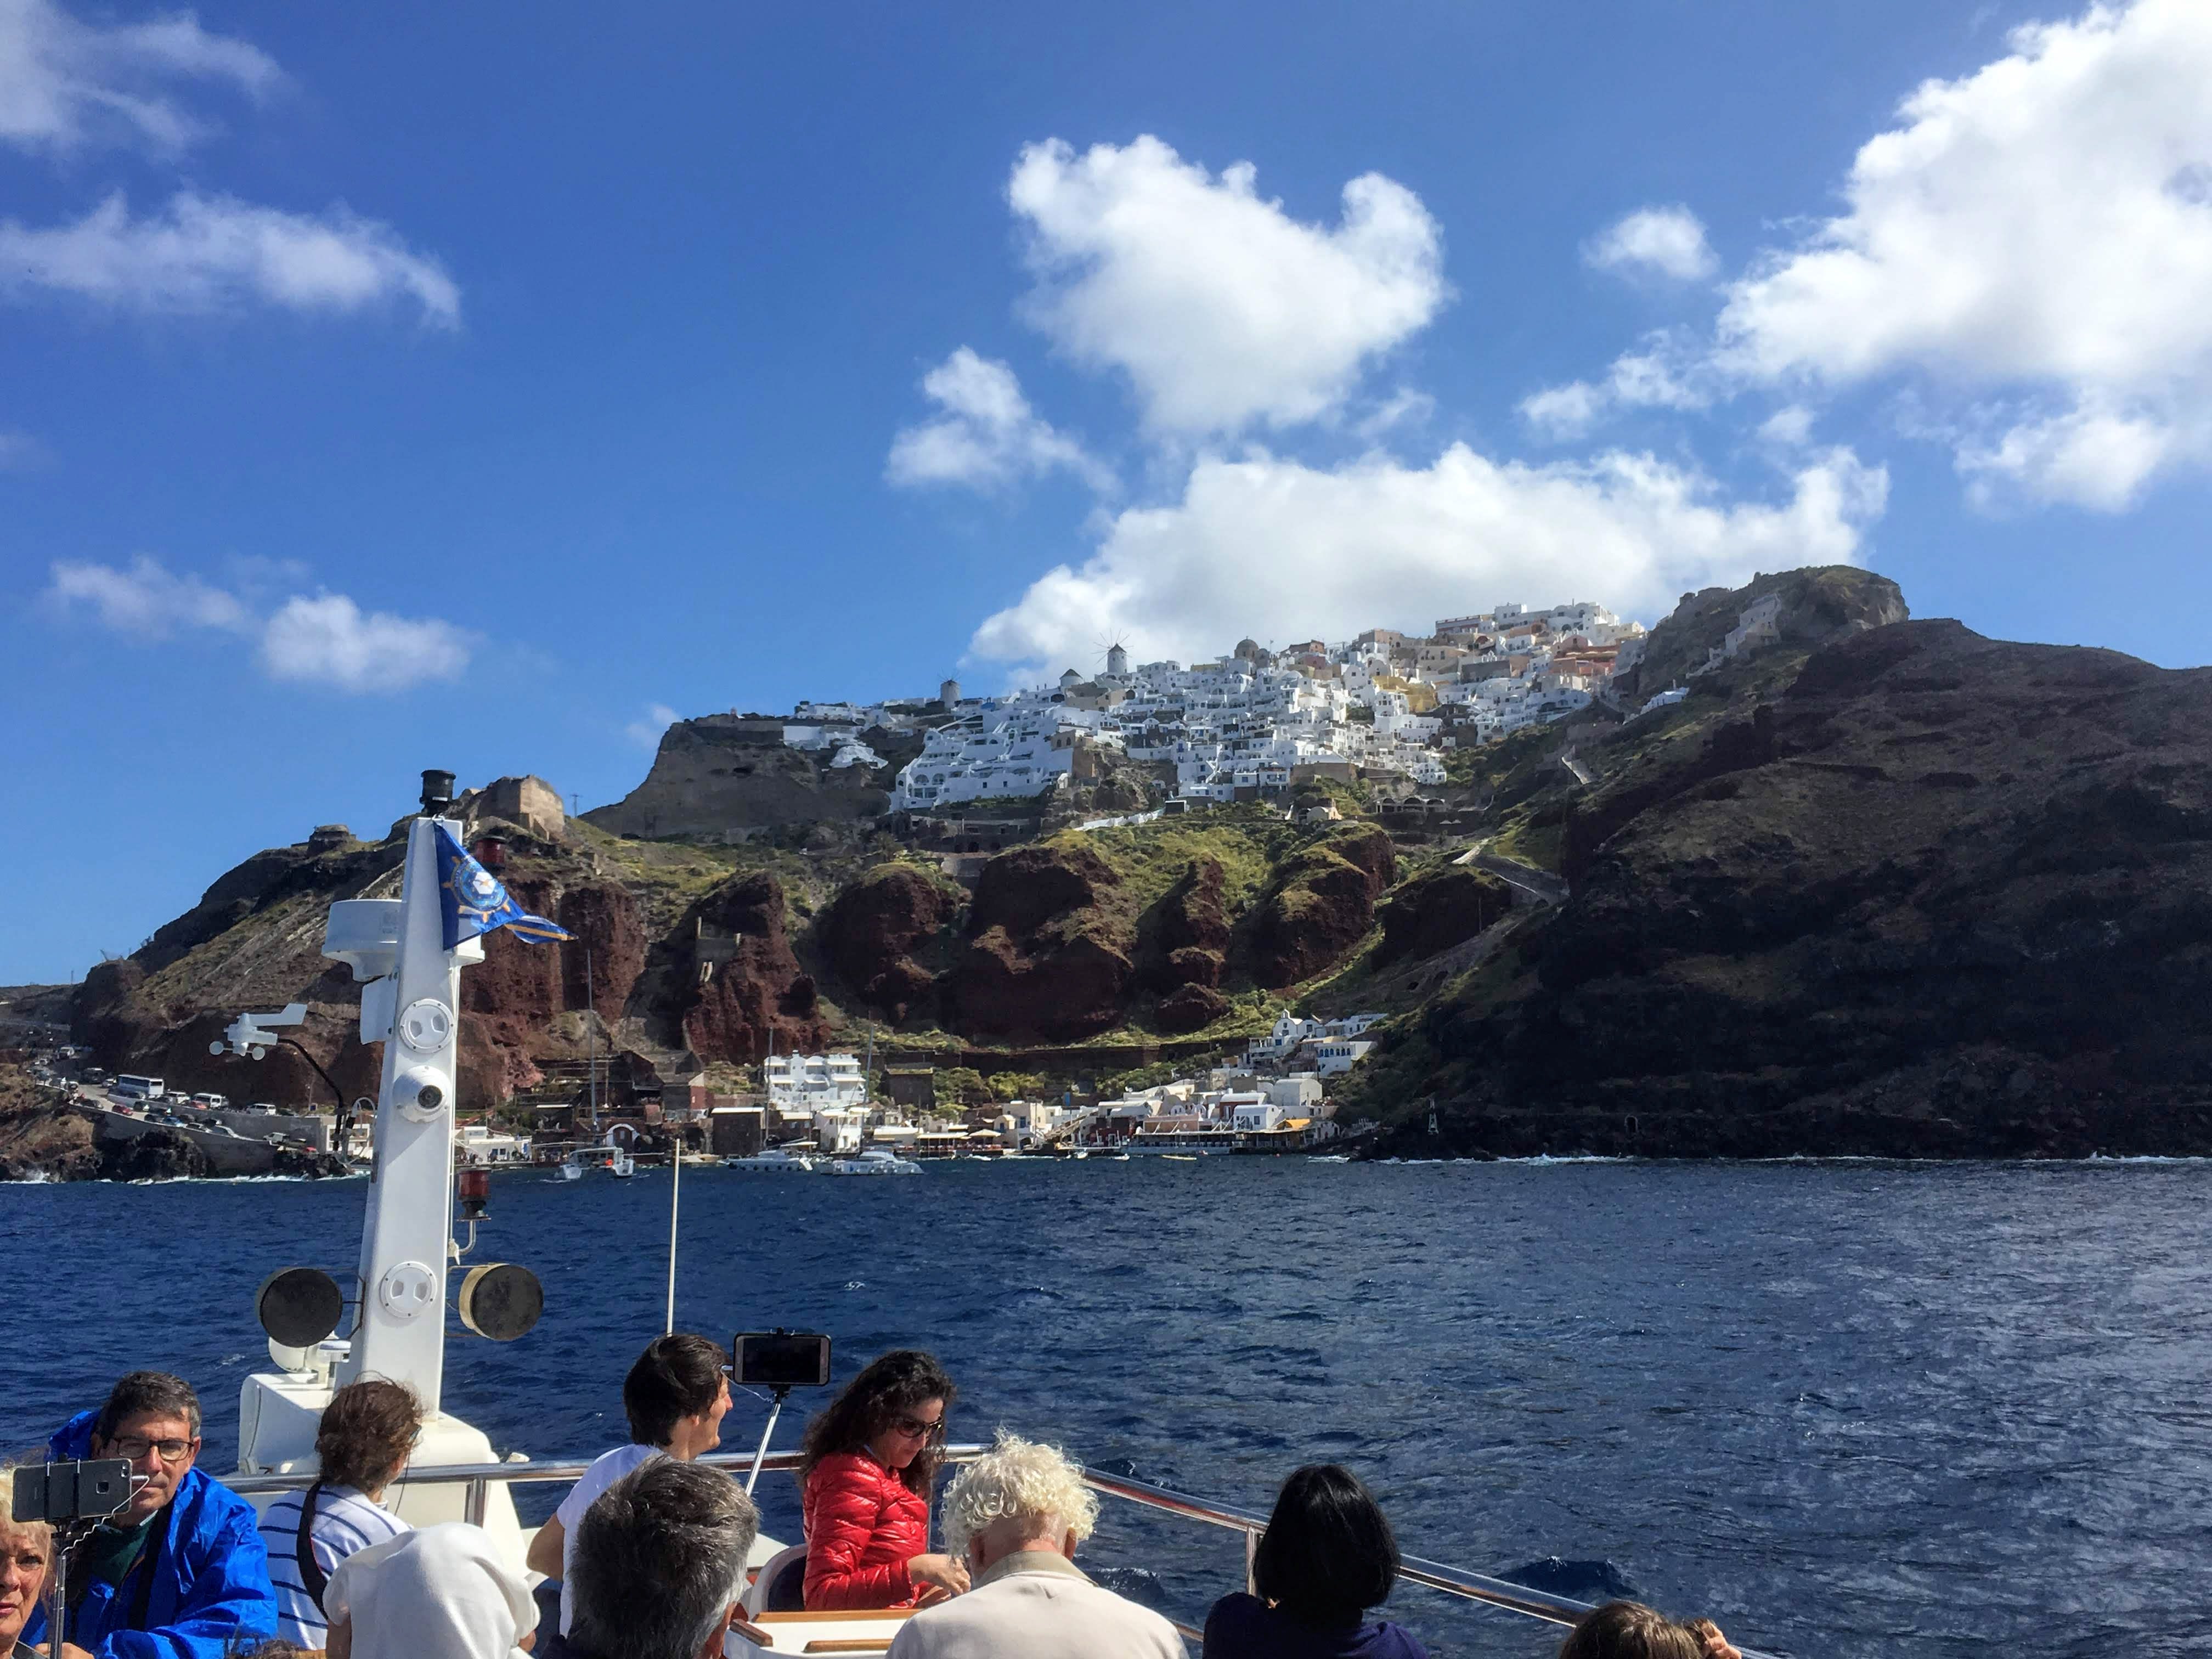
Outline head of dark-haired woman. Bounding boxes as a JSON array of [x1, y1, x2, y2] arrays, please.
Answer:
[[797, 1349, 956, 1496], [1251, 1464, 1401, 1630]]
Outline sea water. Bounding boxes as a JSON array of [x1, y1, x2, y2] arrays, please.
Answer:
[[5, 1157, 2210, 1658]]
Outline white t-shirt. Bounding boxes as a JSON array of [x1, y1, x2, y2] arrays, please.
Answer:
[[259, 1483, 411, 1646], [553, 1443, 662, 1633]]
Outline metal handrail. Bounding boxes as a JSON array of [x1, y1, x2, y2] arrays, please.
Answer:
[[223, 1444, 1776, 1654]]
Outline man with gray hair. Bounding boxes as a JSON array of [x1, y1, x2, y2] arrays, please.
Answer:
[[887, 1432, 1184, 1659], [553, 1459, 760, 1659]]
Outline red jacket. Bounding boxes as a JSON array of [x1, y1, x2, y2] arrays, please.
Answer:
[[802, 1451, 930, 1610]]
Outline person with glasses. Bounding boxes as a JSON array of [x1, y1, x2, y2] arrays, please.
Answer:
[[24, 1370, 278, 1659], [526, 1333, 732, 1641], [0, 1460, 56, 1658], [795, 1350, 969, 1611]]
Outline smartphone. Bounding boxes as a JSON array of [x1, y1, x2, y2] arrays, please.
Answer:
[[732, 1331, 833, 1389]]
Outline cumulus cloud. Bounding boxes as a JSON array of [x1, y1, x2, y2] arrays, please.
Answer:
[[1584, 205, 1718, 281], [45, 553, 251, 635], [1708, 0, 2212, 507], [259, 595, 471, 693], [0, 190, 460, 325], [44, 556, 472, 692], [969, 442, 1887, 675], [626, 702, 680, 749], [885, 348, 1113, 492], [1007, 136, 1446, 435], [0, 0, 281, 155]]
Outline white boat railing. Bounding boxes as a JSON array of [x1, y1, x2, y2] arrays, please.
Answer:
[[224, 1443, 1778, 1653]]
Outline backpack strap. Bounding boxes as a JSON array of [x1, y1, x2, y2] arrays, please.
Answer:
[[295, 1484, 330, 1612]]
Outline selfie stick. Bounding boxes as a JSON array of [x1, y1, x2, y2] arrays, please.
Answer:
[[744, 1386, 794, 1496]]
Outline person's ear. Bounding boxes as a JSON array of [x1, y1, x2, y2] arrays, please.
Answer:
[[1061, 1528, 1078, 1560]]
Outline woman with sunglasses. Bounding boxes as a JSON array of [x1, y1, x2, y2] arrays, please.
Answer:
[[796, 1349, 970, 1610]]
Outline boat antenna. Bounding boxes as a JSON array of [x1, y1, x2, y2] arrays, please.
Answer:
[[664, 1096, 682, 1335], [585, 945, 599, 1132]]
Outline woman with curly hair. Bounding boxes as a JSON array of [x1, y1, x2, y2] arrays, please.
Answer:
[[796, 1350, 968, 1611]]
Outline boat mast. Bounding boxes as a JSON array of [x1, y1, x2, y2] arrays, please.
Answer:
[[335, 773, 471, 1412], [586, 945, 599, 1133]]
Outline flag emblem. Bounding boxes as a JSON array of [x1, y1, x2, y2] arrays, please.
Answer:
[[435, 825, 575, 950]]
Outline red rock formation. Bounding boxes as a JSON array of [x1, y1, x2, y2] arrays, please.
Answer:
[[1247, 825, 1397, 989], [673, 874, 829, 1063], [945, 843, 1134, 1041], [1139, 859, 1232, 991], [819, 864, 959, 1020], [1154, 983, 1230, 1034]]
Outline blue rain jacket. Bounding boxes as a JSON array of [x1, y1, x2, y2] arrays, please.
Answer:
[[25, 1410, 277, 1659]]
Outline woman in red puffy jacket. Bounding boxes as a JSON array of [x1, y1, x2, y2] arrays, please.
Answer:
[[797, 1349, 970, 1610]]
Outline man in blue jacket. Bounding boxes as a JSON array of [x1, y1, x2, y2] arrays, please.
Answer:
[[26, 1370, 276, 1659]]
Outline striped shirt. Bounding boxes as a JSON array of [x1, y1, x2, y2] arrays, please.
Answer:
[[259, 1483, 411, 1646]]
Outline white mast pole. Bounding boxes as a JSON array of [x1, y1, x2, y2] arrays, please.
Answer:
[[665, 1117, 681, 1335], [338, 807, 468, 1413]]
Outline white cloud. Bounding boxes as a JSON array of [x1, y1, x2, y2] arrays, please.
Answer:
[[260, 595, 471, 693], [0, 190, 460, 325], [1584, 206, 1718, 281], [1708, 0, 2212, 507], [45, 554, 251, 635], [1007, 136, 1446, 435], [626, 703, 680, 749], [969, 442, 1887, 675], [0, 427, 53, 470], [0, 0, 281, 155], [885, 348, 1113, 492], [1758, 405, 1817, 449], [1520, 330, 1717, 438], [44, 557, 472, 692]]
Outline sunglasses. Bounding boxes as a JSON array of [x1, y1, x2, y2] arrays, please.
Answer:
[[889, 1413, 946, 1441]]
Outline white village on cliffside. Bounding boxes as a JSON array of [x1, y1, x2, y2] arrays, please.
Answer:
[[774, 597, 1663, 817]]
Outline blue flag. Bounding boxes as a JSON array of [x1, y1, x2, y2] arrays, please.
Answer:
[[435, 824, 574, 949]]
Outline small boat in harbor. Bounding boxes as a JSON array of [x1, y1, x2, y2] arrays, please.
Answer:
[[608, 1148, 635, 1178], [827, 1147, 923, 1176], [723, 1148, 817, 1174]]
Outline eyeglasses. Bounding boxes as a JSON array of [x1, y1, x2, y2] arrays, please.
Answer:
[[889, 1414, 945, 1441], [109, 1436, 196, 1464]]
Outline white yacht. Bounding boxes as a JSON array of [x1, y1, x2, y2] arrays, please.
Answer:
[[826, 1147, 923, 1176], [722, 1147, 817, 1173], [200, 771, 1767, 1657]]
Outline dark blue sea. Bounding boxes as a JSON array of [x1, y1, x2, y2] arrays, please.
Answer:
[[6, 1156, 2211, 1658]]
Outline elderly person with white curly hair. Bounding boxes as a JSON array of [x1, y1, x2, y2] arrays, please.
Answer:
[[885, 1432, 1184, 1659]]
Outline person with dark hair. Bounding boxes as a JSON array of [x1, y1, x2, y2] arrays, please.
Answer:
[[554, 1459, 760, 1659], [1555, 1601, 1711, 1659], [258, 1379, 423, 1647], [25, 1370, 278, 1658], [525, 1334, 730, 1638], [796, 1349, 968, 1611], [1203, 1465, 1425, 1659]]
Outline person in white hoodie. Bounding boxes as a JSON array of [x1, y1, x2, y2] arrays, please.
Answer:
[[885, 1434, 1184, 1659], [321, 1523, 536, 1659]]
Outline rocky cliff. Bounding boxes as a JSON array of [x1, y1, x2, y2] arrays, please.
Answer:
[[54, 566, 2212, 1158], [1352, 586, 2212, 1159], [585, 715, 924, 839]]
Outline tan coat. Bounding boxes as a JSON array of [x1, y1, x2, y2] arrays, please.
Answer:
[[884, 1550, 1186, 1659]]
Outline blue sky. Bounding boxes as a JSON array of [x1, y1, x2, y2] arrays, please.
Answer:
[[4, 0, 2209, 984]]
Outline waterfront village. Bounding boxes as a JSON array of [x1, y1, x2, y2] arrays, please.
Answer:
[[6, 590, 1793, 1177]]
